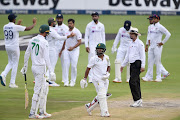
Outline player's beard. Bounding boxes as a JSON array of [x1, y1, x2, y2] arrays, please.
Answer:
[[58, 21, 62, 25], [93, 19, 98, 23]]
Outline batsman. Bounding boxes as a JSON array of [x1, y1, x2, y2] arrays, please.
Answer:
[[21, 25, 55, 119], [80, 43, 111, 117]]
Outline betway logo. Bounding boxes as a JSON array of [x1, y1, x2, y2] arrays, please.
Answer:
[[0, 0, 60, 9], [109, 0, 180, 9]]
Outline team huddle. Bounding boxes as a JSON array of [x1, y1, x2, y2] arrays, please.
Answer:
[[0, 12, 171, 118]]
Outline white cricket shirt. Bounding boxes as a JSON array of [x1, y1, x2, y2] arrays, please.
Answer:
[[46, 26, 67, 48], [112, 27, 131, 49], [65, 27, 82, 50], [122, 38, 145, 68], [87, 54, 110, 80], [148, 22, 171, 48], [85, 21, 105, 48], [3, 22, 26, 47], [24, 34, 52, 72]]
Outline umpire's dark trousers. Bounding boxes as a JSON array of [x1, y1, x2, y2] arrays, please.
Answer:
[[129, 60, 142, 101]]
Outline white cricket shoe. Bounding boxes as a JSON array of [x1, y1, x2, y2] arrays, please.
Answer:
[[113, 78, 122, 83], [162, 73, 170, 80], [101, 111, 111, 117], [126, 79, 129, 83], [49, 81, 60, 87], [39, 112, 52, 118], [85, 104, 92, 116], [9, 83, 18, 88], [154, 79, 162, 82], [0, 74, 6, 86], [130, 99, 142, 107], [70, 81, 75, 87], [29, 114, 44, 119], [142, 77, 153, 82]]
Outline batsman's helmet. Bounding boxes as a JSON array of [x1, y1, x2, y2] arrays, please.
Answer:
[[96, 43, 106, 56]]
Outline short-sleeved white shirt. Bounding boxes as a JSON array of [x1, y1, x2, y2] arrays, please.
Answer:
[[3, 22, 26, 47], [87, 54, 110, 80], [65, 27, 82, 50]]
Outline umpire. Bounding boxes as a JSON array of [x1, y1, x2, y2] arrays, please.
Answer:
[[120, 27, 145, 107]]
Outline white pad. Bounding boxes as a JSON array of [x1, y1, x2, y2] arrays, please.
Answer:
[[126, 63, 130, 80], [114, 59, 121, 80], [39, 82, 49, 113], [86, 96, 99, 114], [98, 88, 109, 116], [80, 79, 88, 88]]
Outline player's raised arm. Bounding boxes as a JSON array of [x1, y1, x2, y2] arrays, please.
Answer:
[[25, 17, 37, 31]]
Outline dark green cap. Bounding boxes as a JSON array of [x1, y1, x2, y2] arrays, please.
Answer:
[[96, 43, 106, 49], [39, 24, 50, 33]]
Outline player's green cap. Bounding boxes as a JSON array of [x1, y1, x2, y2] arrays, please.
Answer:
[[39, 24, 50, 33], [96, 43, 106, 49]]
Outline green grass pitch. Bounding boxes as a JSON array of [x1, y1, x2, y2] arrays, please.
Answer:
[[0, 14, 180, 120]]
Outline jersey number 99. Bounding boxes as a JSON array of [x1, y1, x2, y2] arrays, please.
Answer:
[[32, 42, 39, 56], [4, 30, 13, 40]]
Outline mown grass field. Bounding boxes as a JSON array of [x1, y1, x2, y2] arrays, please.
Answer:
[[0, 14, 180, 120]]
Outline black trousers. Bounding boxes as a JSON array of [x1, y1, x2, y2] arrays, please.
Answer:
[[129, 60, 142, 101]]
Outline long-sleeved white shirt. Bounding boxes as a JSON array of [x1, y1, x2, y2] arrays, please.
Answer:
[[85, 21, 105, 48], [148, 22, 171, 48], [54, 24, 69, 47], [65, 27, 82, 50], [3, 22, 26, 48], [112, 27, 131, 50], [146, 25, 151, 45], [24, 34, 53, 72], [46, 26, 67, 48], [122, 38, 145, 68]]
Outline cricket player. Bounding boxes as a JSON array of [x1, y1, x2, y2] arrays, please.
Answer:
[[54, 14, 69, 83], [121, 27, 145, 107], [143, 14, 171, 82], [111, 20, 132, 83], [45, 18, 74, 87], [21, 24, 55, 119], [80, 43, 111, 117], [0, 14, 36, 88], [85, 12, 105, 83], [62, 19, 81, 87], [142, 15, 170, 82]]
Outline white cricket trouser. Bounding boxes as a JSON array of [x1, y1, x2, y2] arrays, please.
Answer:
[[92, 79, 109, 94], [30, 65, 47, 114], [88, 46, 96, 80], [46, 47, 57, 81], [1, 46, 20, 84], [63, 48, 79, 85], [116, 48, 130, 80], [55, 44, 65, 81], [147, 46, 164, 79]]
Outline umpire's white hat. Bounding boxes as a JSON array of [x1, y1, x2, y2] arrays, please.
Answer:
[[129, 27, 141, 36]]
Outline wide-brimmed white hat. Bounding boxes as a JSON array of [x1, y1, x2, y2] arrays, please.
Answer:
[[129, 27, 141, 36]]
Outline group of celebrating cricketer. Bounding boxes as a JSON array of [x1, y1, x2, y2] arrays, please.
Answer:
[[0, 12, 171, 118]]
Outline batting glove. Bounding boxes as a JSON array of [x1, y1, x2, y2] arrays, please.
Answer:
[[80, 78, 88, 89], [50, 72, 56, 81], [102, 72, 110, 80], [20, 66, 27, 75]]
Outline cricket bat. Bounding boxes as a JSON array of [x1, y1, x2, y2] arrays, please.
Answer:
[[24, 74, 29, 109]]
